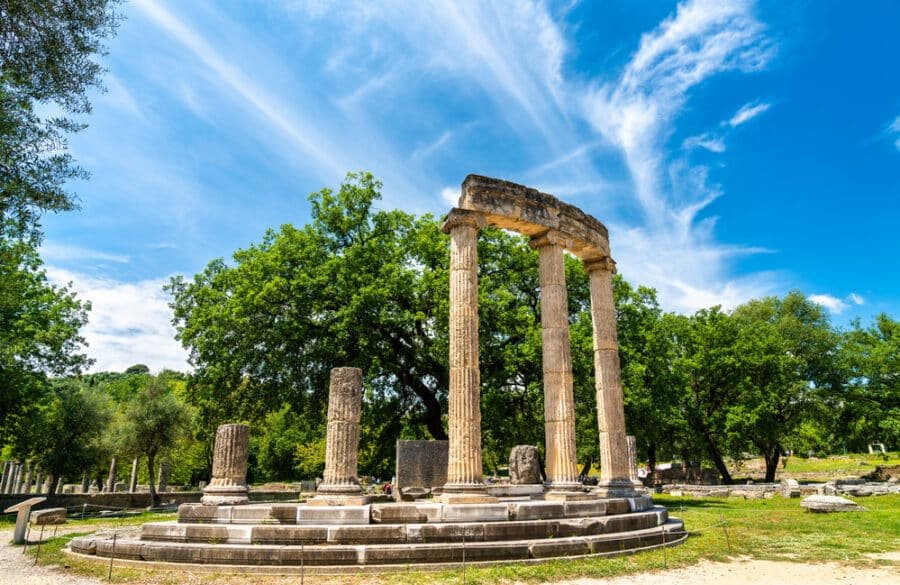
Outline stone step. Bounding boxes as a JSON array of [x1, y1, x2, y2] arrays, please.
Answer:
[[70, 519, 686, 568], [176, 495, 654, 525], [144, 507, 668, 545]]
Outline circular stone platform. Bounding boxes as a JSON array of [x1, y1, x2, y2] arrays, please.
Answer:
[[68, 494, 686, 573]]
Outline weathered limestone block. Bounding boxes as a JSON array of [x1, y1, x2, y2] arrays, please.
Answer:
[[31, 507, 67, 525], [509, 445, 542, 485], [202, 423, 250, 505], [395, 440, 448, 501], [781, 478, 801, 498], [801, 495, 865, 512], [315, 367, 365, 503]]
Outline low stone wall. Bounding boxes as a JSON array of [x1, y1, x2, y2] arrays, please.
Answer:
[[660, 479, 898, 499], [0, 490, 300, 513]]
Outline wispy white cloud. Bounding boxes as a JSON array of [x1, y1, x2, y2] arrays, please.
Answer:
[[41, 242, 130, 264], [440, 187, 459, 207], [728, 101, 771, 127], [808, 292, 865, 314], [582, 0, 778, 312], [888, 115, 900, 150], [683, 133, 727, 153], [46, 267, 189, 373]]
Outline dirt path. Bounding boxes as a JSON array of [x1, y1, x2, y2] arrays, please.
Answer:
[[1, 527, 897, 585]]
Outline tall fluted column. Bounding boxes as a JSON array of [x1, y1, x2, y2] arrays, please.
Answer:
[[585, 257, 635, 496], [22, 463, 33, 494], [313, 367, 367, 505], [12, 462, 24, 493], [441, 209, 489, 497], [106, 457, 118, 493], [530, 231, 581, 492], [202, 423, 250, 505], [129, 457, 139, 492], [0, 461, 10, 494]]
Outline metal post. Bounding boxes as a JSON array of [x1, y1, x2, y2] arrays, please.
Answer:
[[661, 524, 667, 567], [462, 529, 467, 585], [33, 525, 44, 566], [300, 540, 304, 585], [720, 512, 731, 552], [108, 529, 117, 580]]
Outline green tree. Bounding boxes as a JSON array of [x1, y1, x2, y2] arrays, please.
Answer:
[[0, 227, 91, 435], [840, 314, 900, 450], [1, 0, 121, 237], [13, 380, 112, 494], [730, 292, 842, 481], [115, 376, 191, 506]]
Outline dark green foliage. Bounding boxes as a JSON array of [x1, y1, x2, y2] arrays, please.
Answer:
[[0, 0, 121, 237]]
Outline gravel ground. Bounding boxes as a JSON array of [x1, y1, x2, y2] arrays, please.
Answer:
[[1, 526, 897, 585]]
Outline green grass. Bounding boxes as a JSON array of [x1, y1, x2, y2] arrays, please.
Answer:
[[13, 494, 899, 584], [781, 453, 900, 478]]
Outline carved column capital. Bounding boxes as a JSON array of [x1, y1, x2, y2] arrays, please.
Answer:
[[584, 256, 617, 274], [529, 230, 574, 250], [441, 208, 487, 234]]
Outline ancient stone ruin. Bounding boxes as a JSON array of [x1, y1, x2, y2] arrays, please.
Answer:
[[68, 175, 684, 572]]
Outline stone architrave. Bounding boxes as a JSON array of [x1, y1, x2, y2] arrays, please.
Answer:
[[440, 209, 491, 501], [313, 368, 368, 505], [530, 231, 581, 492], [202, 423, 250, 505], [157, 462, 171, 493], [129, 457, 139, 492], [509, 445, 542, 485], [22, 463, 33, 494], [585, 257, 636, 497], [106, 457, 118, 493]]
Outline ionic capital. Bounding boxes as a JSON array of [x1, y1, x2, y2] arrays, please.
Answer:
[[441, 208, 487, 234], [584, 256, 617, 274], [529, 230, 574, 250]]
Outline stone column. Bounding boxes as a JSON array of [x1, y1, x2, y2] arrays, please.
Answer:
[[530, 231, 581, 493], [157, 461, 171, 493], [55, 476, 65, 494], [313, 368, 369, 505], [0, 460, 10, 493], [13, 462, 25, 493], [22, 463, 33, 494], [585, 257, 636, 496], [81, 470, 91, 494], [106, 457, 118, 493], [626, 435, 639, 484], [441, 209, 490, 500], [33, 469, 42, 495], [129, 457, 139, 492], [202, 423, 250, 505]]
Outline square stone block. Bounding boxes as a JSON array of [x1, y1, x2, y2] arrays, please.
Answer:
[[297, 504, 370, 525], [268, 504, 299, 524], [96, 540, 144, 560], [483, 520, 557, 540], [141, 522, 187, 541], [230, 506, 274, 524], [530, 538, 591, 558], [327, 524, 406, 544], [281, 546, 359, 566], [508, 501, 564, 521], [364, 543, 458, 564], [564, 499, 607, 518], [461, 541, 531, 561], [627, 495, 654, 512], [419, 522, 484, 543], [371, 503, 442, 523], [604, 499, 630, 515], [252, 525, 327, 544], [200, 544, 281, 566], [183, 524, 230, 542], [178, 503, 221, 523], [557, 517, 606, 537], [441, 503, 508, 522]]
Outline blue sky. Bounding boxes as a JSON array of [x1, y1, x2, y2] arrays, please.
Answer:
[[39, 0, 900, 372]]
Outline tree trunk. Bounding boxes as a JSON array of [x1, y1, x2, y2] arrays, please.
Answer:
[[703, 432, 733, 484], [647, 443, 657, 475], [763, 444, 781, 483], [406, 374, 448, 440], [47, 474, 59, 495], [579, 456, 593, 479], [146, 453, 159, 508]]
